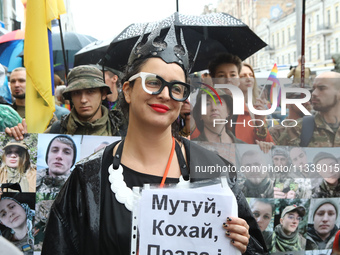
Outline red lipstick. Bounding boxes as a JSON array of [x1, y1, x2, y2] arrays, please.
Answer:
[[150, 104, 169, 113]]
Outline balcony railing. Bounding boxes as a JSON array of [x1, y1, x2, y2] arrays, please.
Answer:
[[325, 54, 332, 60], [317, 24, 331, 31], [289, 35, 296, 42]]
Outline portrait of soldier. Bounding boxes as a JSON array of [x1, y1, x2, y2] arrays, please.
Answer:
[[36, 135, 77, 194], [306, 198, 339, 250], [271, 205, 306, 253]]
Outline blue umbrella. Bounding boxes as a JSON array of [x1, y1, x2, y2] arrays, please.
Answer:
[[0, 40, 24, 71]]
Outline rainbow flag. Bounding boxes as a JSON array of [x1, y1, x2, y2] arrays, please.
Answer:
[[24, 0, 66, 133], [268, 63, 281, 107]]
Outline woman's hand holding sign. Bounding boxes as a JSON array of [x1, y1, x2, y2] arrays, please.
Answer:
[[223, 216, 250, 254]]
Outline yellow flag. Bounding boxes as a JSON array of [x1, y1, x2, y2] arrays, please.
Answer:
[[24, 0, 66, 133]]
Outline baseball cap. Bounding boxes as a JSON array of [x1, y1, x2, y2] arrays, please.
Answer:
[[281, 205, 306, 218]]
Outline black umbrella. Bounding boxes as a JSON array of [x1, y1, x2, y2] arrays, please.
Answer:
[[73, 37, 113, 67], [52, 32, 97, 75], [102, 12, 267, 73]]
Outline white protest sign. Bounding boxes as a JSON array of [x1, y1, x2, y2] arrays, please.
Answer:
[[137, 183, 240, 255]]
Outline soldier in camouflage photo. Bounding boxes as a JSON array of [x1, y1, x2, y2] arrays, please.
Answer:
[[34, 134, 77, 251], [312, 151, 340, 198], [276, 72, 340, 147], [306, 198, 339, 250], [36, 134, 77, 194], [271, 147, 297, 199], [238, 149, 274, 198], [0, 194, 35, 254], [271, 205, 306, 253]]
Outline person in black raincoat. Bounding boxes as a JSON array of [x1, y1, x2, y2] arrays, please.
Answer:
[[41, 25, 266, 255]]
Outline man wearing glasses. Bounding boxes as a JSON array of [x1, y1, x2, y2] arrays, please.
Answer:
[[271, 205, 306, 253], [46, 65, 126, 136]]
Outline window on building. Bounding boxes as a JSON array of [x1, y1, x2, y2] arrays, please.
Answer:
[[272, 35, 274, 47], [336, 6, 339, 23], [317, 44, 320, 59], [288, 27, 291, 39], [308, 18, 312, 33], [288, 53, 291, 64], [327, 40, 331, 55], [316, 14, 320, 29], [327, 10, 331, 27], [277, 33, 279, 46], [309, 47, 312, 61], [336, 38, 339, 53], [282, 30, 285, 45], [294, 52, 296, 61], [282, 56, 284, 64]]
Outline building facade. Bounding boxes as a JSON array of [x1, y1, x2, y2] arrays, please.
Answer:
[[0, 0, 75, 33], [215, 0, 340, 72]]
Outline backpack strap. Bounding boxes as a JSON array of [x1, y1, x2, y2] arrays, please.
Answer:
[[299, 115, 315, 147], [49, 120, 64, 134], [231, 114, 238, 135]]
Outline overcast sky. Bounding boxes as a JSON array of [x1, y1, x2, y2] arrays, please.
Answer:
[[70, 0, 219, 40]]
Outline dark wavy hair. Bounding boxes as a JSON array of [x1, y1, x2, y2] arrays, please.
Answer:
[[208, 53, 242, 77]]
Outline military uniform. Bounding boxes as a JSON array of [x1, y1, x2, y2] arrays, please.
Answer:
[[276, 113, 340, 147], [47, 106, 125, 136], [45, 65, 127, 136], [35, 169, 71, 250], [274, 174, 314, 199], [312, 178, 340, 198], [34, 200, 54, 251], [269, 121, 293, 145], [240, 177, 274, 198], [36, 168, 70, 195]]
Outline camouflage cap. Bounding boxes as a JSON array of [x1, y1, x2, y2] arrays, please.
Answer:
[[281, 205, 306, 218], [63, 65, 112, 100], [4, 140, 28, 151], [272, 147, 288, 158]]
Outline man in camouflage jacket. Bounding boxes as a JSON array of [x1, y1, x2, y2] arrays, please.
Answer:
[[46, 65, 126, 136], [276, 72, 340, 147]]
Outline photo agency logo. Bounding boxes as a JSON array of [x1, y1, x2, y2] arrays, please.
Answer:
[[199, 64, 312, 128]]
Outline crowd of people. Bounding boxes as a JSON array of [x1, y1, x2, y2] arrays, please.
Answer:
[[1, 21, 340, 255]]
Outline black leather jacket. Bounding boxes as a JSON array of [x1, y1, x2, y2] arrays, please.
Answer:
[[42, 139, 266, 255]]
